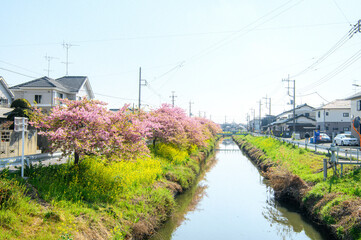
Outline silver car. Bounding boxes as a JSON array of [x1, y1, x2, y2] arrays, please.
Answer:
[[334, 134, 359, 146]]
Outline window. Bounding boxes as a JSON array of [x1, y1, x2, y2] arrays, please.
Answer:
[[318, 111, 320, 118], [35, 95, 42, 104], [326, 127, 329, 130], [344, 127, 350, 131], [326, 112, 329, 116], [357, 100, 361, 111], [343, 113, 349, 117], [305, 113, 309, 117], [0, 98, 8, 104], [58, 93, 64, 99], [333, 128, 339, 131]]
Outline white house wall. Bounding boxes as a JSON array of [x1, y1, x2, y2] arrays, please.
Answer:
[[13, 89, 53, 107], [0, 84, 12, 106], [351, 98, 361, 119], [316, 109, 351, 123]]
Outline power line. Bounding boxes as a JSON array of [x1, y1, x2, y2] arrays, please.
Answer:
[[301, 47, 361, 92], [291, 22, 358, 78], [0, 60, 42, 76], [186, 0, 305, 64], [0, 67, 37, 78], [296, 91, 329, 103]]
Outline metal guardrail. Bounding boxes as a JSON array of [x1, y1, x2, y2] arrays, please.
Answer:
[[243, 133, 361, 179], [266, 135, 361, 162], [0, 152, 64, 169]]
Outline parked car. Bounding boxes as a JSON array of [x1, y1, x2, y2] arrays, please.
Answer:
[[317, 133, 331, 143], [334, 134, 359, 146]]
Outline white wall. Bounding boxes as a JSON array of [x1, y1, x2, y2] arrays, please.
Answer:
[[316, 109, 350, 123]]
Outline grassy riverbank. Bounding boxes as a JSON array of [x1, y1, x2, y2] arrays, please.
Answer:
[[0, 139, 217, 240], [234, 135, 361, 240]]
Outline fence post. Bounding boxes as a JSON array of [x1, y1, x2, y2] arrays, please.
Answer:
[[341, 164, 343, 177], [323, 158, 327, 181]]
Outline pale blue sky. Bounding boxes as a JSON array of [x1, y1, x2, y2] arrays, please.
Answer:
[[1, 0, 361, 123]]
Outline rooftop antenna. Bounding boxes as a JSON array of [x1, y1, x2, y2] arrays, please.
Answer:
[[62, 41, 78, 75], [44, 54, 58, 77]]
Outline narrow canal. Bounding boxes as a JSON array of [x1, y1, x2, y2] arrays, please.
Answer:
[[150, 138, 330, 240]]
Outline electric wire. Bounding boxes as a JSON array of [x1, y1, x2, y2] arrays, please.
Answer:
[[291, 24, 357, 78], [186, 0, 305, 64], [301, 47, 361, 92], [0, 67, 38, 79]]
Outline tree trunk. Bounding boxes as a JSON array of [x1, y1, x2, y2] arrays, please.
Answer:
[[153, 138, 157, 154], [74, 151, 79, 165]]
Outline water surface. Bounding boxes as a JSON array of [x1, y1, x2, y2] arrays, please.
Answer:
[[151, 139, 328, 240]]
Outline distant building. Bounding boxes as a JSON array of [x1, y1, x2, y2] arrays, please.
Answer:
[[220, 122, 245, 133], [9, 76, 94, 112], [346, 92, 361, 139], [267, 104, 316, 138], [0, 77, 14, 107], [314, 99, 351, 138]]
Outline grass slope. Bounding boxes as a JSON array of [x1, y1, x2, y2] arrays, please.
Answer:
[[0, 139, 216, 240], [234, 135, 361, 240]]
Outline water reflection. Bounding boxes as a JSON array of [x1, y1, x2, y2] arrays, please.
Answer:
[[151, 140, 327, 240], [150, 154, 218, 240]]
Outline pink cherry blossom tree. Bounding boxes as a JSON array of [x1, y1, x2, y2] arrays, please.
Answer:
[[31, 98, 149, 164]]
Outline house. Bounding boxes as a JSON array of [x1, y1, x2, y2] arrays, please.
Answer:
[[267, 104, 316, 137], [249, 119, 261, 132], [9, 76, 95, 112], [314, 99, 351, 138], [346, 92, 361, 139], [0, 77, 15, 107]]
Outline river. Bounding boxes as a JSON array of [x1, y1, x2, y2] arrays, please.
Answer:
[[150, 138, 330, 240]]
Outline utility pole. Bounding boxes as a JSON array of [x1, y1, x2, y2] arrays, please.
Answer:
[[258, 100, 262, 133], [250, 108, 255, 132], [170, 91, 177, 107], [189, 101, 194, 117], [44, 54, 57, 77], [62, 41, 78, 75], [138, 67, 147, 111], [282, 76, 296, 136], [263, 95, 271, 115], [246, 113, 250, 131], [225, 115, 227, 124]]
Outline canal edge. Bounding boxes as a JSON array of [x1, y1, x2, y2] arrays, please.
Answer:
[[233, 136, 338, 240]]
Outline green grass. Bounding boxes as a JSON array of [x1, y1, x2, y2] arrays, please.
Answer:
[[234, 135, 325, 182], [235, 135, 361, 240], [0, 139, 216, 239]]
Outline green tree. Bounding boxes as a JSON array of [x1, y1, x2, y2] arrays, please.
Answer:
[[7, 98, 32, 121]]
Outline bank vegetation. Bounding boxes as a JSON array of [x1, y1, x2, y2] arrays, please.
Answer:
[[234, 135, 361, 240], [0, 99, 221, 240]]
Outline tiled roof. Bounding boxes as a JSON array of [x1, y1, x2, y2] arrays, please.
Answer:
[[0, 107, 12, 118], [276, 103, 315, 117], [9, 76, 88, 93], [55, 76, 87, 92], [9, 76, 67, 91], [315, 99, 350, 110], [346, 92, 361, 100]]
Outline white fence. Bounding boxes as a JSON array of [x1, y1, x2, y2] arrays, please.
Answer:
[[0, 152, 64, 169]]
